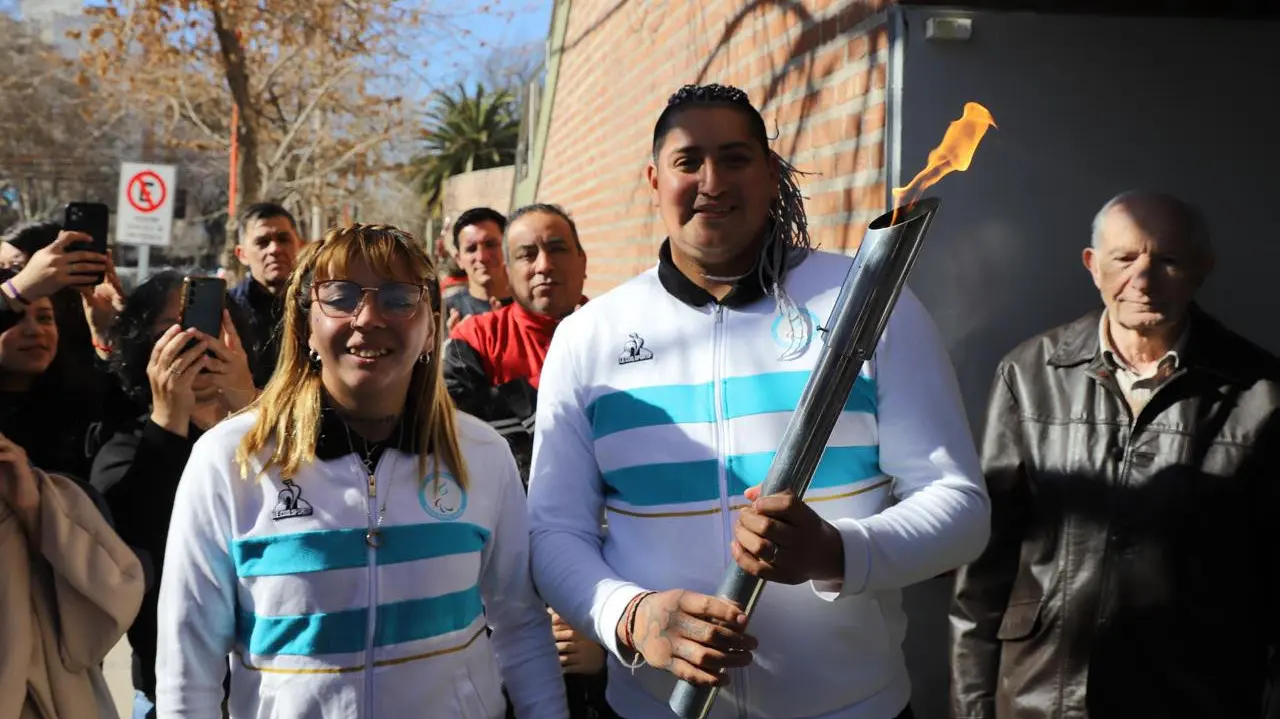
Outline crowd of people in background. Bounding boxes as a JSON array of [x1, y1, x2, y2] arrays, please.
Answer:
[[0, 82, 1276, 719]]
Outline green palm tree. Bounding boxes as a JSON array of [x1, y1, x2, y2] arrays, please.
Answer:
[[411, 82, 520, 210]]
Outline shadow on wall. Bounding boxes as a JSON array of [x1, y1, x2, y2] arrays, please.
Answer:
[[560, 0, 631, 54], [555, 0, 893, 290], [693, 0, 893, 253]]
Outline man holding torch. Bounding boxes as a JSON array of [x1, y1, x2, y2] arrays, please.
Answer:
[[527, 83, 990, 719]]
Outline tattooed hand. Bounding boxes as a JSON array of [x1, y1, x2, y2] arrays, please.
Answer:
[[616, 589, 757, 686]]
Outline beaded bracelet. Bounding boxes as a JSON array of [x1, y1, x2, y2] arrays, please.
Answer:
[[619, 591, 655, 672]]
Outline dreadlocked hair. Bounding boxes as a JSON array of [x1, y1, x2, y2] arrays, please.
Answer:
[[653, 83, 815, 358]]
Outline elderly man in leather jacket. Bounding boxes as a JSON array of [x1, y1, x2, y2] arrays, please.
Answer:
[[950, 191, 1280, 719]]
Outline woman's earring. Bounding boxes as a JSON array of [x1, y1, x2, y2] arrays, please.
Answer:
[[418, 352, 430, 365], [308, 349, 322, 370]]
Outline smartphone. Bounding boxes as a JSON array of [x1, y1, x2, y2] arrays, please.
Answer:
[[63, 202, 110, 284], [179, 276, 227, 361]]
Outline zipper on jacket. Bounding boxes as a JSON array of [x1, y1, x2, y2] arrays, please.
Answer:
[[361, 454, 387, 716], [710, 303, 747, 718], [712, 304, 732, 560]]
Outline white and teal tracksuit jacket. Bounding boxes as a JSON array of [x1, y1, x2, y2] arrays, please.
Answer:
[[527, 248, 990, 719], [155, 410, 567, 718]]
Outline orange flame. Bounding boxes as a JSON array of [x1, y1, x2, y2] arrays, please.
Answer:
[[891, 102, 996, 224]]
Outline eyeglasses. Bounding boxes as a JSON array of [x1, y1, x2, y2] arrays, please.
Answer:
[[312, 280, 426, 319]]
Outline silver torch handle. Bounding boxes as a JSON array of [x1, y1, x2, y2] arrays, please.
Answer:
[[667, 197, 941, 719]]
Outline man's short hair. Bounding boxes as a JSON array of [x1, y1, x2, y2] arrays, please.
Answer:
[[451, 207, 507, 251], [506, 203, 582, 253], [1090, 191, 1212, 259], [239, 202, 298, 243]]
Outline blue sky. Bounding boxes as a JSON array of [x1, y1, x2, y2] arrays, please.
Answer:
[[16, 0, 552, 96], [405, 0, 553, 92]]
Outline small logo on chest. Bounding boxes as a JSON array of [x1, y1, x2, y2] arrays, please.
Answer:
[[771, 307, 820, 359], [271, 480, 314, 521], [619, 333, 654, 365], [420, 472, 467, 521]]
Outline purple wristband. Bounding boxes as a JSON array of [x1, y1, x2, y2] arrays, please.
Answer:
[[4, 279, 29, 306]]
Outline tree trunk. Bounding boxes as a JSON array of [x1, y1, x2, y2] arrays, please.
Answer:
[[210, 2, 262, 228]]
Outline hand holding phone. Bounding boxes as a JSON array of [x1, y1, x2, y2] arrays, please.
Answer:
[[63, 202, 110, 285], [180, 276, 227, 360], [7, 231, 107, 303]]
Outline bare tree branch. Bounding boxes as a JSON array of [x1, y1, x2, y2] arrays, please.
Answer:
[[174, 82, 230, 148], [263, 63, 355, 184], [283, 130, 392, 189], [252, 46, 303, 97]]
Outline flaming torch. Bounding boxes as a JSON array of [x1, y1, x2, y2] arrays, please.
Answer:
[[667, 102, 996, 719]]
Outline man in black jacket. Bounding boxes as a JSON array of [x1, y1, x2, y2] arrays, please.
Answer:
[[950, 191, 1280, 719], [228, 202, 302, 387]]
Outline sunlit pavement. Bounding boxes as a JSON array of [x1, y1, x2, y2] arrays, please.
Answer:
[[104, 638, 134, 718]]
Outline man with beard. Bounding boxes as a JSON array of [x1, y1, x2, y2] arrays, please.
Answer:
[[229, 202, 302, 387], [445, 207, 513, 330]]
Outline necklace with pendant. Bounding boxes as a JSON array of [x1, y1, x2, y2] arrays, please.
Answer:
[[341, 421, 397, 548]]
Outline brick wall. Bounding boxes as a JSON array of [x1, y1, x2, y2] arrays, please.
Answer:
[[441, 165, 516, 222], [535, 0, 893, 295]]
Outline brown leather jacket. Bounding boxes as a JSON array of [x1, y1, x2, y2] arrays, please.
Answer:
[[949, 307, 1280, 719]]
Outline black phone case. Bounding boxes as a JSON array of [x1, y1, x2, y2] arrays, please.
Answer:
[[179, 278, 226, 356], [63, 202, 109, 284]]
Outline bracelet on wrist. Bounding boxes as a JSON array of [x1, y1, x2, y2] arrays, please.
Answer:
[[92, 340, 113, 353], [3, 279, 29, 306], [621, 591, 653, 651], [619, 592, 653, 672]]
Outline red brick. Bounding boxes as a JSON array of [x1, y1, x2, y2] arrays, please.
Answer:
[[540, 0, 892, 293]]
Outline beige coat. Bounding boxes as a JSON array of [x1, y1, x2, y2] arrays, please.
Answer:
[[0, 469, 145, 719]]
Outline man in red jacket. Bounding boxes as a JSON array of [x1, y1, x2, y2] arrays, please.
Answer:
[[444, 202, 588, 481], [444, 203, 610, 719]]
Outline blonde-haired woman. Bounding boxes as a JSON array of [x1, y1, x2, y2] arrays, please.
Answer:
[[155, 224, 567, 718]]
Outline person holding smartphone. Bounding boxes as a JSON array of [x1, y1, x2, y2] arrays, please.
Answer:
[[156, 223, 567, 718], [0, 231, 123, 481], [91, 271, 256, 719]]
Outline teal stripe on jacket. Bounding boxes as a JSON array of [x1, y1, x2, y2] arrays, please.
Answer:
[[722, 372, 876, 420], [601, 445, 882, 507], [587, 381, 715, 439], [587, 371, 877, 440], [232, 523, 490, 578], [235, 586, 485, 656]]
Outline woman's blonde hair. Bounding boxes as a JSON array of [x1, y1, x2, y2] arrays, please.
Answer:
[[235, 223, 469, 490]]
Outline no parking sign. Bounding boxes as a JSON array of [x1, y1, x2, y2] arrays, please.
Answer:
[[116, 162, 177, 246]]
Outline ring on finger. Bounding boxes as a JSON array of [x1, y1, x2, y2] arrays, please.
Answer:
[[760, 543, 778, 563]]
